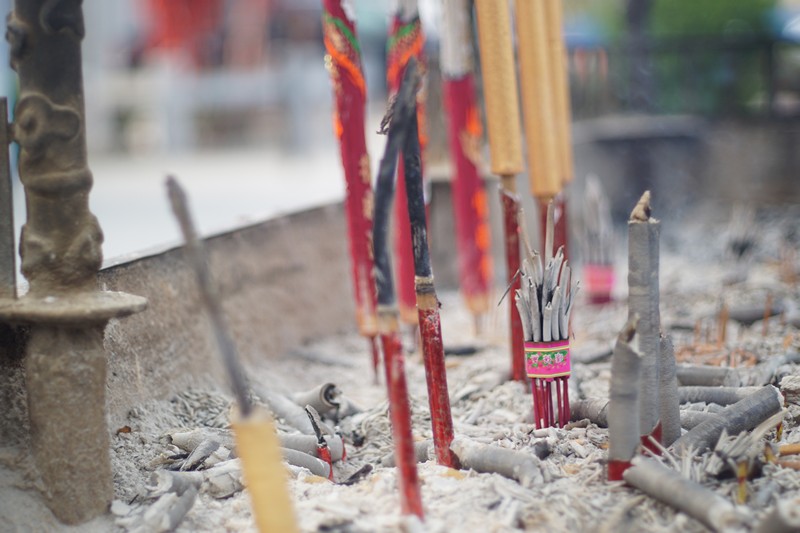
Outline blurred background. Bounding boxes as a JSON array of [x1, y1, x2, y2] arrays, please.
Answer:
[[1, 0, 799, 261]]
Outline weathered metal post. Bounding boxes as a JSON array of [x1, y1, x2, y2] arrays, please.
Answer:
[[0, 1, 146, 524]]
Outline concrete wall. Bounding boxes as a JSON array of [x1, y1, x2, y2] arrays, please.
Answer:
[[0, 203, 355, 443]]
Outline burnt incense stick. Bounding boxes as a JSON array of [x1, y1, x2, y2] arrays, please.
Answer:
[[678, 386, 762, 406], [623, 457, 745, 531], [167, 177, 298, 532], [672, 385, 784, 455], [372, 61, 424, 519], [321, 1, 381, 382], [658, 334, 681, 447], [628, 191, 662, 451], [474, 0, 526, 381], [402, 104, 458, 469], [387, 0, 427, 326], [167, 177, 251, 416]]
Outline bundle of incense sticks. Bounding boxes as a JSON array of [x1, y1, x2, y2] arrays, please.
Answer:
[[516, 204, 577, 428], [581, 175, 615, 304]]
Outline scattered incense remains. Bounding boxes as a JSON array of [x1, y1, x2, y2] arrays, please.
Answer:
[[678, 386, 762, 406], [756, 497, 800, 533], [623, 457, 746, 532], [672, 385, 784, 455], [676, 364, 741, 387], [450, 437, 543, 488], [515, 203, 577, 428], [570, 398, 609, 427]]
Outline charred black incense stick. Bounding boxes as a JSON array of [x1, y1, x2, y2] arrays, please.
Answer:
[[167, 177, 252, 417], [374, 62, 420, 308], [371, 60, 424, 518], [402, 97, 458, 468]]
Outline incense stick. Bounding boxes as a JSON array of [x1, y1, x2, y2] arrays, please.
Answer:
[[658, 334, 681, 447], [371, 61, 424, 518], [608, 316, 643, 481], [628, 191, 662, 450], [474, 0, 526, 382], [440, 0, 493, 318], [167, 177, 251, 417], [321, 1, 381, 381], [401, 98, 458, 469]]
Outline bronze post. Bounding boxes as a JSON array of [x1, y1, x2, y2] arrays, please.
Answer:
[[0, 1, 146, 524]]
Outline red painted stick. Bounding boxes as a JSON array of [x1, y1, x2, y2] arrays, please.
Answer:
[[418, 306, 458, 467], [440, 0, 492, 317], [502, 188, 525, 381], [381, 330, 424, 517], [387, 7, 427, 326], [321, 2, 380, 377]]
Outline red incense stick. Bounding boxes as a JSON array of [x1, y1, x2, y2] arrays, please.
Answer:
[[440, 0, 492, 319], [387, 3, 427, 326], [321, 2, 380, 379]]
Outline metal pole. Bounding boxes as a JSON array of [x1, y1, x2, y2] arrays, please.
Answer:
[[0, 2, 146, 524]]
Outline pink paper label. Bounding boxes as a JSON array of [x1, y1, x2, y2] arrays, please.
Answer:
[[525, 340, 571, 379]]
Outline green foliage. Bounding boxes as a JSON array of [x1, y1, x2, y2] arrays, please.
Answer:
[[588, 0, 778, 115], [650, 0, 775, 37]]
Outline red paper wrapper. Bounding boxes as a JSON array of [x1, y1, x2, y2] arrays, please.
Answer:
[[443, 75, 492, 314], [388, 13, 427, 324], [322, 2, 377, 336]]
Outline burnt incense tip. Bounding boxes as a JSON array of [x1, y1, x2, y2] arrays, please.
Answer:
[[630, 191, 652, 222], [377, 94, 396, 135], [377, 59, 420, 135], [620, 314, 639, 343]]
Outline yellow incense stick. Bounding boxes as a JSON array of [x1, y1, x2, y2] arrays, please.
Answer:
[[544, 0, 574, 185], [516, 0, 561, 200], [473, 0, 523, 177], [233, 409, 299, 533]]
